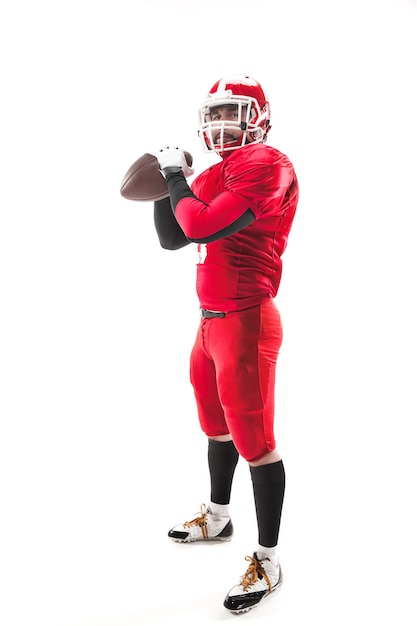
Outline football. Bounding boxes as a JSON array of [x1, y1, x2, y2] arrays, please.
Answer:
[[120, 151, 193, 202]]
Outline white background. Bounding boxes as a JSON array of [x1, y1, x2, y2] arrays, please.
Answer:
[[1, 1, 416, 625]]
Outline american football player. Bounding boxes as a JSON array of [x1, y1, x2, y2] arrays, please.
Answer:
[[153, 75, 299, 614]]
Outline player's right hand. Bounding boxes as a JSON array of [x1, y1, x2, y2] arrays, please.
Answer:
[[156, 146, 194, 179]]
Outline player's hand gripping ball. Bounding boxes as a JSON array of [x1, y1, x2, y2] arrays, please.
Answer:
[[120, 149, 193, 202], [156, 146, 194, 179]]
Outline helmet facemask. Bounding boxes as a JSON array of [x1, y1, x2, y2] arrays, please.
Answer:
[[198, 94, 268, 154]]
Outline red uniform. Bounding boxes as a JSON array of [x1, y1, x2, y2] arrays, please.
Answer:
[[151, 77, 293, 602], [158, 143, 298, 462], [186, 143, 298, 312]]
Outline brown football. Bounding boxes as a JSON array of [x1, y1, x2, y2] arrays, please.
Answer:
[[120, 151, 193, 202]]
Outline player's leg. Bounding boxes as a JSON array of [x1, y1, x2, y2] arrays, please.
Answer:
[[222, 457, 285, 613], [207, 437, 239, 513], [209, 299, 282, 463], [208, 300, 285, 612], [167, 321, 238, 542], [191, 321, 240, 512]]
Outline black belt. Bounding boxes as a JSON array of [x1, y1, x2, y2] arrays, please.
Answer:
[[200, 308, 226, 319]]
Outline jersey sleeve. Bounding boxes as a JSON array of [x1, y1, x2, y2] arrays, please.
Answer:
[[173, 189, 254, 241], [165, 144, 295, 242], [222, 144, 295, 218]]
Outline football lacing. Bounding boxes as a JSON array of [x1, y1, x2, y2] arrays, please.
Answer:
[[240, 556, 272, 592], [183, 503, 209, 539]]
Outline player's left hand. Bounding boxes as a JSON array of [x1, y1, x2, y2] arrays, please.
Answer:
[[156, 146, 194, 179]]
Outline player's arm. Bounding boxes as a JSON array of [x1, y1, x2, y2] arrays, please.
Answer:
[[153, 196, 191, 250], [162, 168, 255, 243], [156, 147, 254, 243]]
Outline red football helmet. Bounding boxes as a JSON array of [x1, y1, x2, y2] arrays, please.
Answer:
[[198, 75, 271, 155]]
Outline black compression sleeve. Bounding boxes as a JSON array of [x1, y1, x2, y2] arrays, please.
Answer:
[[163, 167, 199, 210], [153, 196, 190, 250]]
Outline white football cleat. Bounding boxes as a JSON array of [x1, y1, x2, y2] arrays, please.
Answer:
[[223, 552, 283, 613], [168, 503, 233, 543]]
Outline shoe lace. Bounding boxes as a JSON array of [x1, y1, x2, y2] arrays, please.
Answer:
[[183, 503, 209, 539], [240, 555, 272, 592]]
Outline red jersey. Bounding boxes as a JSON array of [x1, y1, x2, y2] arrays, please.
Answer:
[[178, 143, 298, 312]]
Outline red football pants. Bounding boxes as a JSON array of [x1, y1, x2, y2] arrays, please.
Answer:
[[190, 299, 283, 463]]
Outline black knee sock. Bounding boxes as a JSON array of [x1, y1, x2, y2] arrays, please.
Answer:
[[250, 460, 286, 548], [208, 439, 239, 505]]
